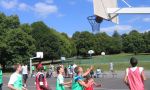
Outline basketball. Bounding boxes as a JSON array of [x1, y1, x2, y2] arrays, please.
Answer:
[[95, 16, 103, 23]]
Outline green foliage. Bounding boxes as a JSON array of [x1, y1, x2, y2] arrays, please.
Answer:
[[6, 29, 36, 64], [94, 32, 112, 54], [31, 21, 76, 61], [122, 30, 145, 54], [109, 31, 122, 54], [72, 31, 95, 57]]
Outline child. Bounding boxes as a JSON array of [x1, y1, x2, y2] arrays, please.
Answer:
[[124, 57, 146, 90], [35, 66, 51, 90], [84, 75, 101, 90], [56, 66, 72, 90], [0, 64, 3, 90], [8, 63, 27, 90], [72, 66, 93, 90]]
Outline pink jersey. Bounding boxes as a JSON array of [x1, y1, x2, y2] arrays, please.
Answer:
[[128, 67, 144, 90], [35, 72, 48, 90], [85, 84, 93, 90]]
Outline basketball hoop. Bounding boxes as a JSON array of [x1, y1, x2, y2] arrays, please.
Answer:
[[87, 15, 103, 33]]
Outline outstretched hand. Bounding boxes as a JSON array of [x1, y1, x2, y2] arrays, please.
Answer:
[[96, 84, 101, 87], [90, 66, 94, 70]]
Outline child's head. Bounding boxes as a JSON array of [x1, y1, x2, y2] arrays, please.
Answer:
[[57, 66, 64, 74], [84, 75, 91, 81], [130, 57, 138, 67], [74, 66, 83, 74], [14, 63, 22, 72]]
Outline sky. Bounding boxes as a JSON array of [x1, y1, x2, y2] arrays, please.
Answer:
[[0, 0, 150, 36]]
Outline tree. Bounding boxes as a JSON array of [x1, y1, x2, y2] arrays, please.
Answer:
[[6, 29, 36, 64], [143, 31, 150, 53], [72, 31, 95, 57], [0, 13, 21, 68], [122, 30, 145, 54], [109, 31, 122, 54], [94, 32, 112, 54], [31, 21, 75, 62]]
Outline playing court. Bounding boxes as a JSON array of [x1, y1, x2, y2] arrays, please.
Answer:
[[2, 71, 150, 90]]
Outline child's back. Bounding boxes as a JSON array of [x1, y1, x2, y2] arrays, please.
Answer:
[[84, 78, 94, 90], [72, 75, 84, 90]]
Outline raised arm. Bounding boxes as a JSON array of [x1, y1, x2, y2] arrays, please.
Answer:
[[82, 66, 93, 77], [78, 80, 89, 88]]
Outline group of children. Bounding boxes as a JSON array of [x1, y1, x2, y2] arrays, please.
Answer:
[[0, 57, 147, 90], [56, 57, 147, 90], [56, 65, 101, 90]]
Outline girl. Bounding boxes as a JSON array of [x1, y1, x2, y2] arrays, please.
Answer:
[[84, 75, 101, 90], [56, 66, 72, 90], [72, 66, 93, 90]]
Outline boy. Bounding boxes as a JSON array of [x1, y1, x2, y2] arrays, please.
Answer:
[[72, 66, 93, 90], [22, 64, 28, 87], [124, 57, 146, 90], [56, 66, 72, 90], [8, 63, 27, 90]]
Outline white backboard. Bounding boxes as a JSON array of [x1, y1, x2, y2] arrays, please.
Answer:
[[36, 52, 43, 58], [61, 57, 66, 61], [93, 0, 119, 24]]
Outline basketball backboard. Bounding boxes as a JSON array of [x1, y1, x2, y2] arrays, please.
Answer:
[[36, 52, 43, 58], [93, 0, 119, 24]]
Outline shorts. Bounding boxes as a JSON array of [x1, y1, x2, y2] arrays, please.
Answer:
[[0, 83, 3, 90], [23, 74, 28, 81]]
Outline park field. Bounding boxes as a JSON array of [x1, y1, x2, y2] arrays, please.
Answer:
[[65, 53, 150, 71]]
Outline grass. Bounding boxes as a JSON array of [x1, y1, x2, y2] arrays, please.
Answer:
[[64, 53, 150, 71]]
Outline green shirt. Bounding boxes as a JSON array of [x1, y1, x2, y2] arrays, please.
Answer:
[[8, 73, 23, 90], [32, 66, 35, 70], [56, 74, 65, 90], [0, 69, 3, 84], [13, 74, 23, 90], [72, 75, 84, 90], [43, 66, 47, 70]]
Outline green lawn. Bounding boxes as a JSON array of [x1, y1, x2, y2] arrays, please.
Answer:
[[64, 53, 150, 71]]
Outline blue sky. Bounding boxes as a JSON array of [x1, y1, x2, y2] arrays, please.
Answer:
[[0, 0, 150, 36]]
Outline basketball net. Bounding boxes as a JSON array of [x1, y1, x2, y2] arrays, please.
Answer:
[[87, 15, 103, 34]]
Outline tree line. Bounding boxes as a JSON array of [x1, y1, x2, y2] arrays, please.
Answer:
[[72, 30, 150, 57], [0, 13, 150, 68]]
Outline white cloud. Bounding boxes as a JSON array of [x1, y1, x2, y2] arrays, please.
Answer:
[[0, 0, 18, 9], [143, 18, 150, 22], [33, 2, 58, 18], [0, 0, 60, 18], [100, 25, 133, 34], [18, 3, 29, 11]]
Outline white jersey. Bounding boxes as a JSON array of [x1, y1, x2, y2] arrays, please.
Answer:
[[22, 65, 28, 74], [126, 67, 144, 76]]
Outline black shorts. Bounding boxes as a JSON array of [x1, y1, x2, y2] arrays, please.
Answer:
[[23, 74, 28, 80]]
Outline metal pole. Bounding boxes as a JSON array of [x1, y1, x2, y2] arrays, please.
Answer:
[[30, 58, 32, 76]]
